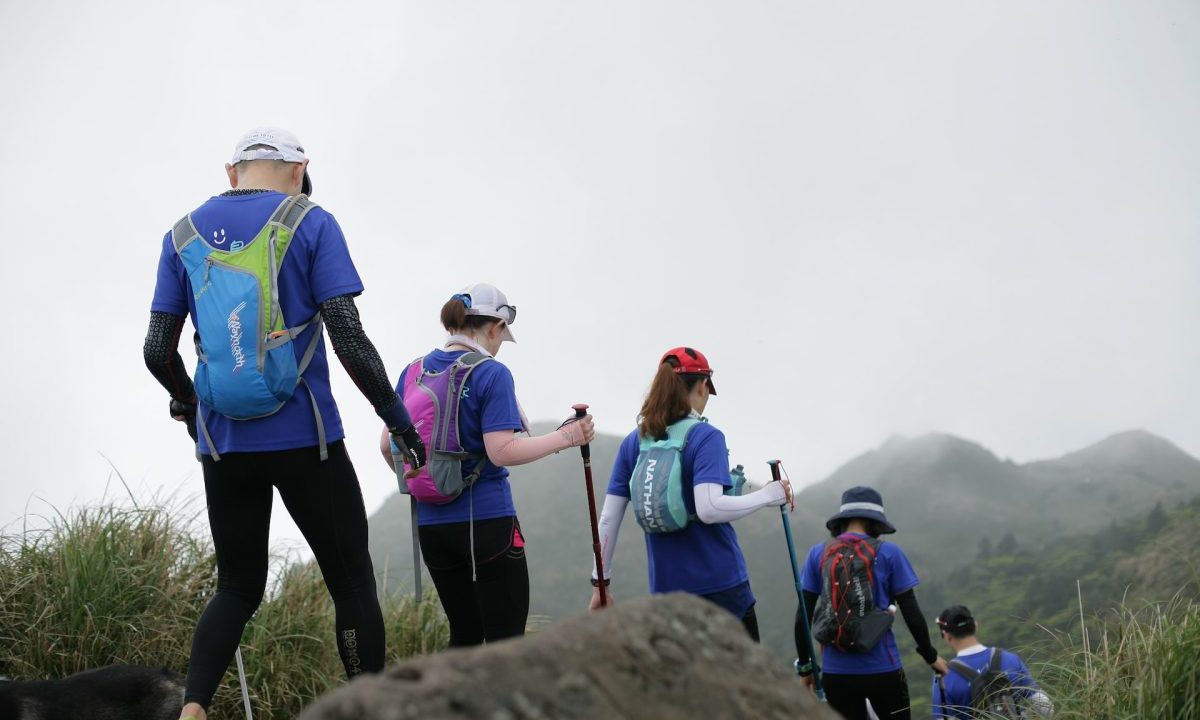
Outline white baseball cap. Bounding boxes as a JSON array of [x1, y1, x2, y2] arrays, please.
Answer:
[[457, 282, 517, 342], [230, 126, 313, 196]]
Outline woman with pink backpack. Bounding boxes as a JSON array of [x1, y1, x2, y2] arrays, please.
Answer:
[[380, 282, 594, 646]]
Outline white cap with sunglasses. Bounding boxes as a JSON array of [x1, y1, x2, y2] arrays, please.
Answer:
[[457, 282, 517, 342]]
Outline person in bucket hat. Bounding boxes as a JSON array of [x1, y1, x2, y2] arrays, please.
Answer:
[[380, 283, 595, 647], [585, 347, 794, 641], [794, 485, 948, 720], [824, 486, 897, 535], [145, 127, 426, 720]]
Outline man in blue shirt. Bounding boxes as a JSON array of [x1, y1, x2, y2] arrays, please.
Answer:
[[933, 605, 1054, 718], [144, 127, 424, 720]]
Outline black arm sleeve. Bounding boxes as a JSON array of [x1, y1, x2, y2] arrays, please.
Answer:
[[794, 589, 820, 664], [320, 294, 411, 430], [895, 588, 939, 664], [143, 311, 196, 402]]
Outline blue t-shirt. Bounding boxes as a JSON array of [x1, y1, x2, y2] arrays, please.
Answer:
[[398, 349, 525, 526], [801, 534, 920, 675], [607, 422, 752, 599], [932, 646, 1042, 719], [150, 192, 363, 454]]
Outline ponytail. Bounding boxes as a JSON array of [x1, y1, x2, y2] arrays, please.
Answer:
[[638, 362, 704, 439], [440, 296, 499, 334]]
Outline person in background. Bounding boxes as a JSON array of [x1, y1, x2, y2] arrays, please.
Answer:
[[933, 605, 1053, 719], [795, 486, 948, 720]]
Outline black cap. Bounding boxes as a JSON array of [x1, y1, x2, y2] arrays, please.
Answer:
[[937, 605, 975, 631]]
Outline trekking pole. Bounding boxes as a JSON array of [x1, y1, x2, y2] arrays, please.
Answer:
[[410, 498, 422, 603], [391, 439, 423, 603], [770, 459, 825, 702], [573, 403, 607, 607], [235, 646, 254, 720]]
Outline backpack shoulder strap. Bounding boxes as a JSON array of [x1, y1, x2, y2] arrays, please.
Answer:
[[987, 647, 1004, 672], [269, 194, 317, 235], [456, 351, 493, 369], [949, 658, 979, 682], [666, 417, 701, 443], [405, 356, 427, 382], [171, 214, 202, 253]]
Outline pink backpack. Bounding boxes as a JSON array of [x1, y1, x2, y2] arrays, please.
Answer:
[[393, 352, 492, 504]]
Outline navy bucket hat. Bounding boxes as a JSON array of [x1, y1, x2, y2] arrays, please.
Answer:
[[825, 486, 897, 534]]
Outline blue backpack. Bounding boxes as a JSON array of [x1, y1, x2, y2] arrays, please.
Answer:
[[629, 418, 747, 534], [171, 195, 327, 460]]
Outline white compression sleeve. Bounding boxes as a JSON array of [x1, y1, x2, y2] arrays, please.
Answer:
[[694, 481, 786, 524], [591, 494, 628, 580]]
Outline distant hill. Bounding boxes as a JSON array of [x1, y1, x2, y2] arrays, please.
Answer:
[[787, 430, 1200, 574], [368, 428, 1200, 659]]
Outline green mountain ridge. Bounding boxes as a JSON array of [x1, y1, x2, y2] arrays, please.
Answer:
[[368, 428, 1200, 660]]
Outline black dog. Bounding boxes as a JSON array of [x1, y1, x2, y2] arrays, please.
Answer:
[[0, 664, 184, 720]]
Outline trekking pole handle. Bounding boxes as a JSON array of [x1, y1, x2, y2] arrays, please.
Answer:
[[769, 458, 782, 483], [573, 403, 591, 461]]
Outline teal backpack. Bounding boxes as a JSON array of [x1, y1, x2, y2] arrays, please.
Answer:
[[629, 418, 747, 534], [171, 195, 327, 461]]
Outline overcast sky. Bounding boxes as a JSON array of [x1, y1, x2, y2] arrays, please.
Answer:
[[1, 1, 1196, 549]]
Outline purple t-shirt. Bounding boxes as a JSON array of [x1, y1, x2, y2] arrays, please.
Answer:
[[801, 534, 920, 675], [150, 192, 363, 454], [398, 349, 525, 526], [607, 422, 752, 596]]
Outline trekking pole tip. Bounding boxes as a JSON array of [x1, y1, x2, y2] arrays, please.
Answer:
[[572, 403, 589, 416]]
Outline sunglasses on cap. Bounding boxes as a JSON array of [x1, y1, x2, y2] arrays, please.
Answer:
[[496, 304, 517, 324]]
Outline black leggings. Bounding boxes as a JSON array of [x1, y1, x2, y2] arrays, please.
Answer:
[[740, 604, 760, 642], [822, 669, 911, 720], [418, 516, 529, 647], [184, 441, 384, 708]]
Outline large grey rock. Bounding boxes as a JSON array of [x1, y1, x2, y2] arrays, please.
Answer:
[[299, 593, 836, 720]]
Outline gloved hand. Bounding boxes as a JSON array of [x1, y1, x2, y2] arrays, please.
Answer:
[[557, 413, 595, 447], [390, 424, 427, 472], [169, 397, 198, 443]]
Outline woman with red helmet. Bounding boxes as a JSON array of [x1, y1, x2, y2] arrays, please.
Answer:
[[585, 347, 793, 639]]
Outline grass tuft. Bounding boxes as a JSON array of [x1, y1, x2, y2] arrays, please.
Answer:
[[0, 499, 447, 719]]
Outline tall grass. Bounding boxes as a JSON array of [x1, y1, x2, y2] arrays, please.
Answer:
[[1040, 592, 1200, 720], [0, 500, 447, 719]]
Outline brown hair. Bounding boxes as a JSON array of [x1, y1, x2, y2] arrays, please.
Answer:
[[638, 361, 706, 439], [440, 297, 501, 334]]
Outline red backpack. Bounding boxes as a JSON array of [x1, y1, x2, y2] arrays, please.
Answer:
[[811, 535, 894, 652]]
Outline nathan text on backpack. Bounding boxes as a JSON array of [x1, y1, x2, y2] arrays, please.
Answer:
[[394, 352, 493, 504], [630, 418, 750, 533], [172, 195, 326, 460], [949, 647, 1022, 719], [811, 534, 895, 652]]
